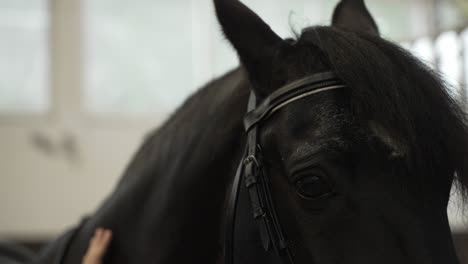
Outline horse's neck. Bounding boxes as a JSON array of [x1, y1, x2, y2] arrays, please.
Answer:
[[60, 68, 250, 263]]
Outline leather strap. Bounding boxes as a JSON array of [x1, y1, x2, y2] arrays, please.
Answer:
[[224, 146, 248, 264], [243, 93, 295, 263], [244, 71, 344, 131], [224, 71, 346, 264]]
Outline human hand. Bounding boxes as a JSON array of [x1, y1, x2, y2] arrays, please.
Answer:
[[82, 228, 112, 264]]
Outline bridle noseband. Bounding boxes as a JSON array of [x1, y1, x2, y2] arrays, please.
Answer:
[[224, 71, 346, 264]]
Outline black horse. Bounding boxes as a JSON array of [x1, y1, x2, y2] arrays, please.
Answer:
[[6, 0, 468, 263]]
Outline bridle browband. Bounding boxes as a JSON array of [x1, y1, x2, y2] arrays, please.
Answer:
[[224, 71, 346, 264]]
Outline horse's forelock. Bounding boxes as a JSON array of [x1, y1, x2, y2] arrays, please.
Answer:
[[297, 26, 468, 199]]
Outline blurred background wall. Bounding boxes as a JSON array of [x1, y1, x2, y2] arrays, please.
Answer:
[[0, 0, 466, 246]]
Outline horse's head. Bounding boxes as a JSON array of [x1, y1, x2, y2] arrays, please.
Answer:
[[215, 0, 468, 263]]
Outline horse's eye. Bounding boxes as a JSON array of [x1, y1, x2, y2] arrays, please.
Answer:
[[295, 175, 333, 199]]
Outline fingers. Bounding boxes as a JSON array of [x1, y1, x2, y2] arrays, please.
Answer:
[[92, 228, 113, 254], [83, 228, 113, 264]]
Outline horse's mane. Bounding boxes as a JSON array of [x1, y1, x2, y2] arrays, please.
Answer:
[[115, 68, 248, 190], [298, 26, 468, 200], [60, 68, 251, 263]]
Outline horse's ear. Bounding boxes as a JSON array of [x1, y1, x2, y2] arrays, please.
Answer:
[[332, 0, 379, 35], [214, 0, 283, 92]]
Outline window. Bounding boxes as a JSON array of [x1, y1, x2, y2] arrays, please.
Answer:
[[84, 0, 194, 115], [0, 1, 49, 113], [411, 37, 435, 68], [435, 31, 462, 97], [463, 29, 468, 100], [84, 0, 315, 115], [84, 1, 468, 116]]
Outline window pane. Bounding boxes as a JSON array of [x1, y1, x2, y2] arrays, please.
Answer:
[[411, 37, 435, 68], [85, 0, 316, 115], [463, 29, 468, 101], [435, 31, 462, 97], [84, 0, 193, 115], [0, 1, 49, 113], [399, 42, 412, 51]]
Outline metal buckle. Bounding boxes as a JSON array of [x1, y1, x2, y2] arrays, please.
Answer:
[[243, 155, 259, 167]]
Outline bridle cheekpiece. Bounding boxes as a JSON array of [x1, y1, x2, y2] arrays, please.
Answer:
[[224, 71, 346, 264]]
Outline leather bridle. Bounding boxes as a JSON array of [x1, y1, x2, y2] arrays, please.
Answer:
[[224, 71, 346, 264]]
